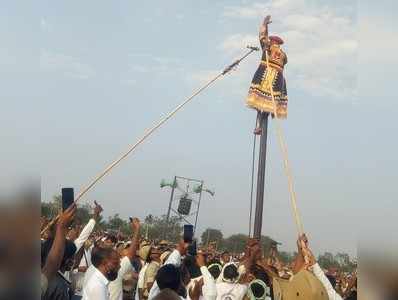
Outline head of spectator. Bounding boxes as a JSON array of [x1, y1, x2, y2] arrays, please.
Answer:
[[183, 255, 201, 279], [221, 262, 240, 283], [91, 246, 121, 281], [158, 240, 170, 251], [208, 262, 223, 280], [160, 250, 171, 264], [221, 251, 231, 265], [248, 279, 271, 300], [139, 244, 152, 263], [101, 234, 117, 249], [156, 264, 181, 293], [150, 246, 162, 262], [153, 288, 181, 300]]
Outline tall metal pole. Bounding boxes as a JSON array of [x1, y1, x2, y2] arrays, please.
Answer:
[[163, 176, 177, 239], [253, 112, 269, 239]]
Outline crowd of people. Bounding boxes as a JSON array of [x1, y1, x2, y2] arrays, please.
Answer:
[[40, 202, 357, 300]]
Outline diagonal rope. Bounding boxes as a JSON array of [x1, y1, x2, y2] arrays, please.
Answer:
[[41, 47, 258, 236], [264, 48, 304, 236]]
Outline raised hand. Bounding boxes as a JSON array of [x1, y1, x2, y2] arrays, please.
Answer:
[[189, 278, 204, 300], [176, 239, 190, 256], [93, 200, 103, 218], [58, 203, 77, 229], [263, 15, 272, 25], [130, 217, 141, 232]]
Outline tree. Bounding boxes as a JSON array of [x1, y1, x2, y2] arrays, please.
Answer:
[[260, 235, 279, 255], [106, 214, 132, 235], [201, 228, 223, 246], [318, 252, 339, 270], [222, 234, 248, 253], [144, 215, 183, 242], [278, 251, 295, 264], [41, 195, 62, 218]]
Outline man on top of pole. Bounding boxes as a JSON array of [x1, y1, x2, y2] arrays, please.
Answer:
[[246, 15, 288, 134]]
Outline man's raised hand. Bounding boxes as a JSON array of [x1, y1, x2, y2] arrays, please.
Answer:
[[93, 200, 103, 218], [58, 204, 77, 229], [130, 217, 141, 232], [263, 15, 272, 25]]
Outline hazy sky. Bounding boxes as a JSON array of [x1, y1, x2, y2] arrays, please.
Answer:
[[2, 0, 397, 257]]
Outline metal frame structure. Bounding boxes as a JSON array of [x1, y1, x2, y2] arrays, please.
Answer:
[[161, 175, 213, 238]]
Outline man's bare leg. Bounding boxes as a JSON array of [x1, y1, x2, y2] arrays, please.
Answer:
[[254, 111, 263, 135]]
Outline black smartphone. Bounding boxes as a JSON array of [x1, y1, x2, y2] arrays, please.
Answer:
[[183, 224, 194, 243], [187, 239, 197, 256], [61, 187, 74, 211]]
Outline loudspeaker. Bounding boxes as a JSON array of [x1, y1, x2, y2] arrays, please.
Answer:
[[178, 196, 192, 215]]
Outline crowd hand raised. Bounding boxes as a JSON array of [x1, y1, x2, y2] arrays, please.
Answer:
[[93, 200, 103, 218], [263, 15, 272, 25], [189, 278, 204, 300], [297, 234, 316, 267], [58, 204, 77, 230], [130, 217, 141, 232], [176, 239, 190, 256]]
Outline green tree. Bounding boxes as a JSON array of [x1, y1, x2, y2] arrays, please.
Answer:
[[41, 195, 62, 218], [144, 215, 183, 242], [278, 251, 295, 264], [201, 228, 223, 246], [260, 235, 279, 255], [318, 252, 339, 270], [222, 234, 248, 253], [105, 214, 131, 235]]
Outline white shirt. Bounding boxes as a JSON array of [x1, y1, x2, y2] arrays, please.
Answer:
[[74, 219, 96, 251], [216, 282, 247, 300], [187, 266, 217, 300], [148, 249, 182, 300], [135, 264, 148, 300], [82, 267, 110, 300], [311, 263, 343, 300], [71, 246, 93, 296], [108, 256, 134, 300]]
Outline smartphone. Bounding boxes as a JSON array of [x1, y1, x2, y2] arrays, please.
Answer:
[[61, 187, 74, 211], [187, 239, 197, 256], [183, 224, 194, 243]]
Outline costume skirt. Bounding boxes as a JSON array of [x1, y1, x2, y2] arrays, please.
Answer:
[[246, 63, 288, 118]]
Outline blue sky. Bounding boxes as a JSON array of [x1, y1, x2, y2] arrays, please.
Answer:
[[2, 0, 398, 256]]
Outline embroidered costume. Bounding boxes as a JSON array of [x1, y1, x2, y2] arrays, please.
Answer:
[[247, 18, 288, 119]]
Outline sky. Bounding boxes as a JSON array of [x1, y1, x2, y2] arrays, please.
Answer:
[[1, 0, 397, 257]]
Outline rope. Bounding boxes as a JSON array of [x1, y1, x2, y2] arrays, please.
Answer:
[[41, 48, 258, 236], [264, 47, 304, 236], [248, 125, 257, 237]]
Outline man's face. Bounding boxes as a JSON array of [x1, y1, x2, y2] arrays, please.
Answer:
[[222, 253, 230, 263], [104, 251, 121, 281], [150, 248, 161, 261], [102, 239, 115, 249]]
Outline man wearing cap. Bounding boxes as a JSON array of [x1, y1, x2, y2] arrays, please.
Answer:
[[246, 14, 289, 134], [142, 247, 162, 299], [136, 244, 151, 300]]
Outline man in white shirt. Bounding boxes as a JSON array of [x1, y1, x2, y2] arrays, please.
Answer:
[[83, 217, 141, 300], [71, 201, 103, 299], [82, 247, 121, 300], [187, 252, 217, 300], [216, 263, 247, 300], [108, 218, 141, 300], [148, 240, 189, 300], [297, 235, 343, 300], [136, 245, 151, 300]]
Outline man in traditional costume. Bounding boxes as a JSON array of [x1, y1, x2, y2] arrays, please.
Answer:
[[246, 15, 288, 134]]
